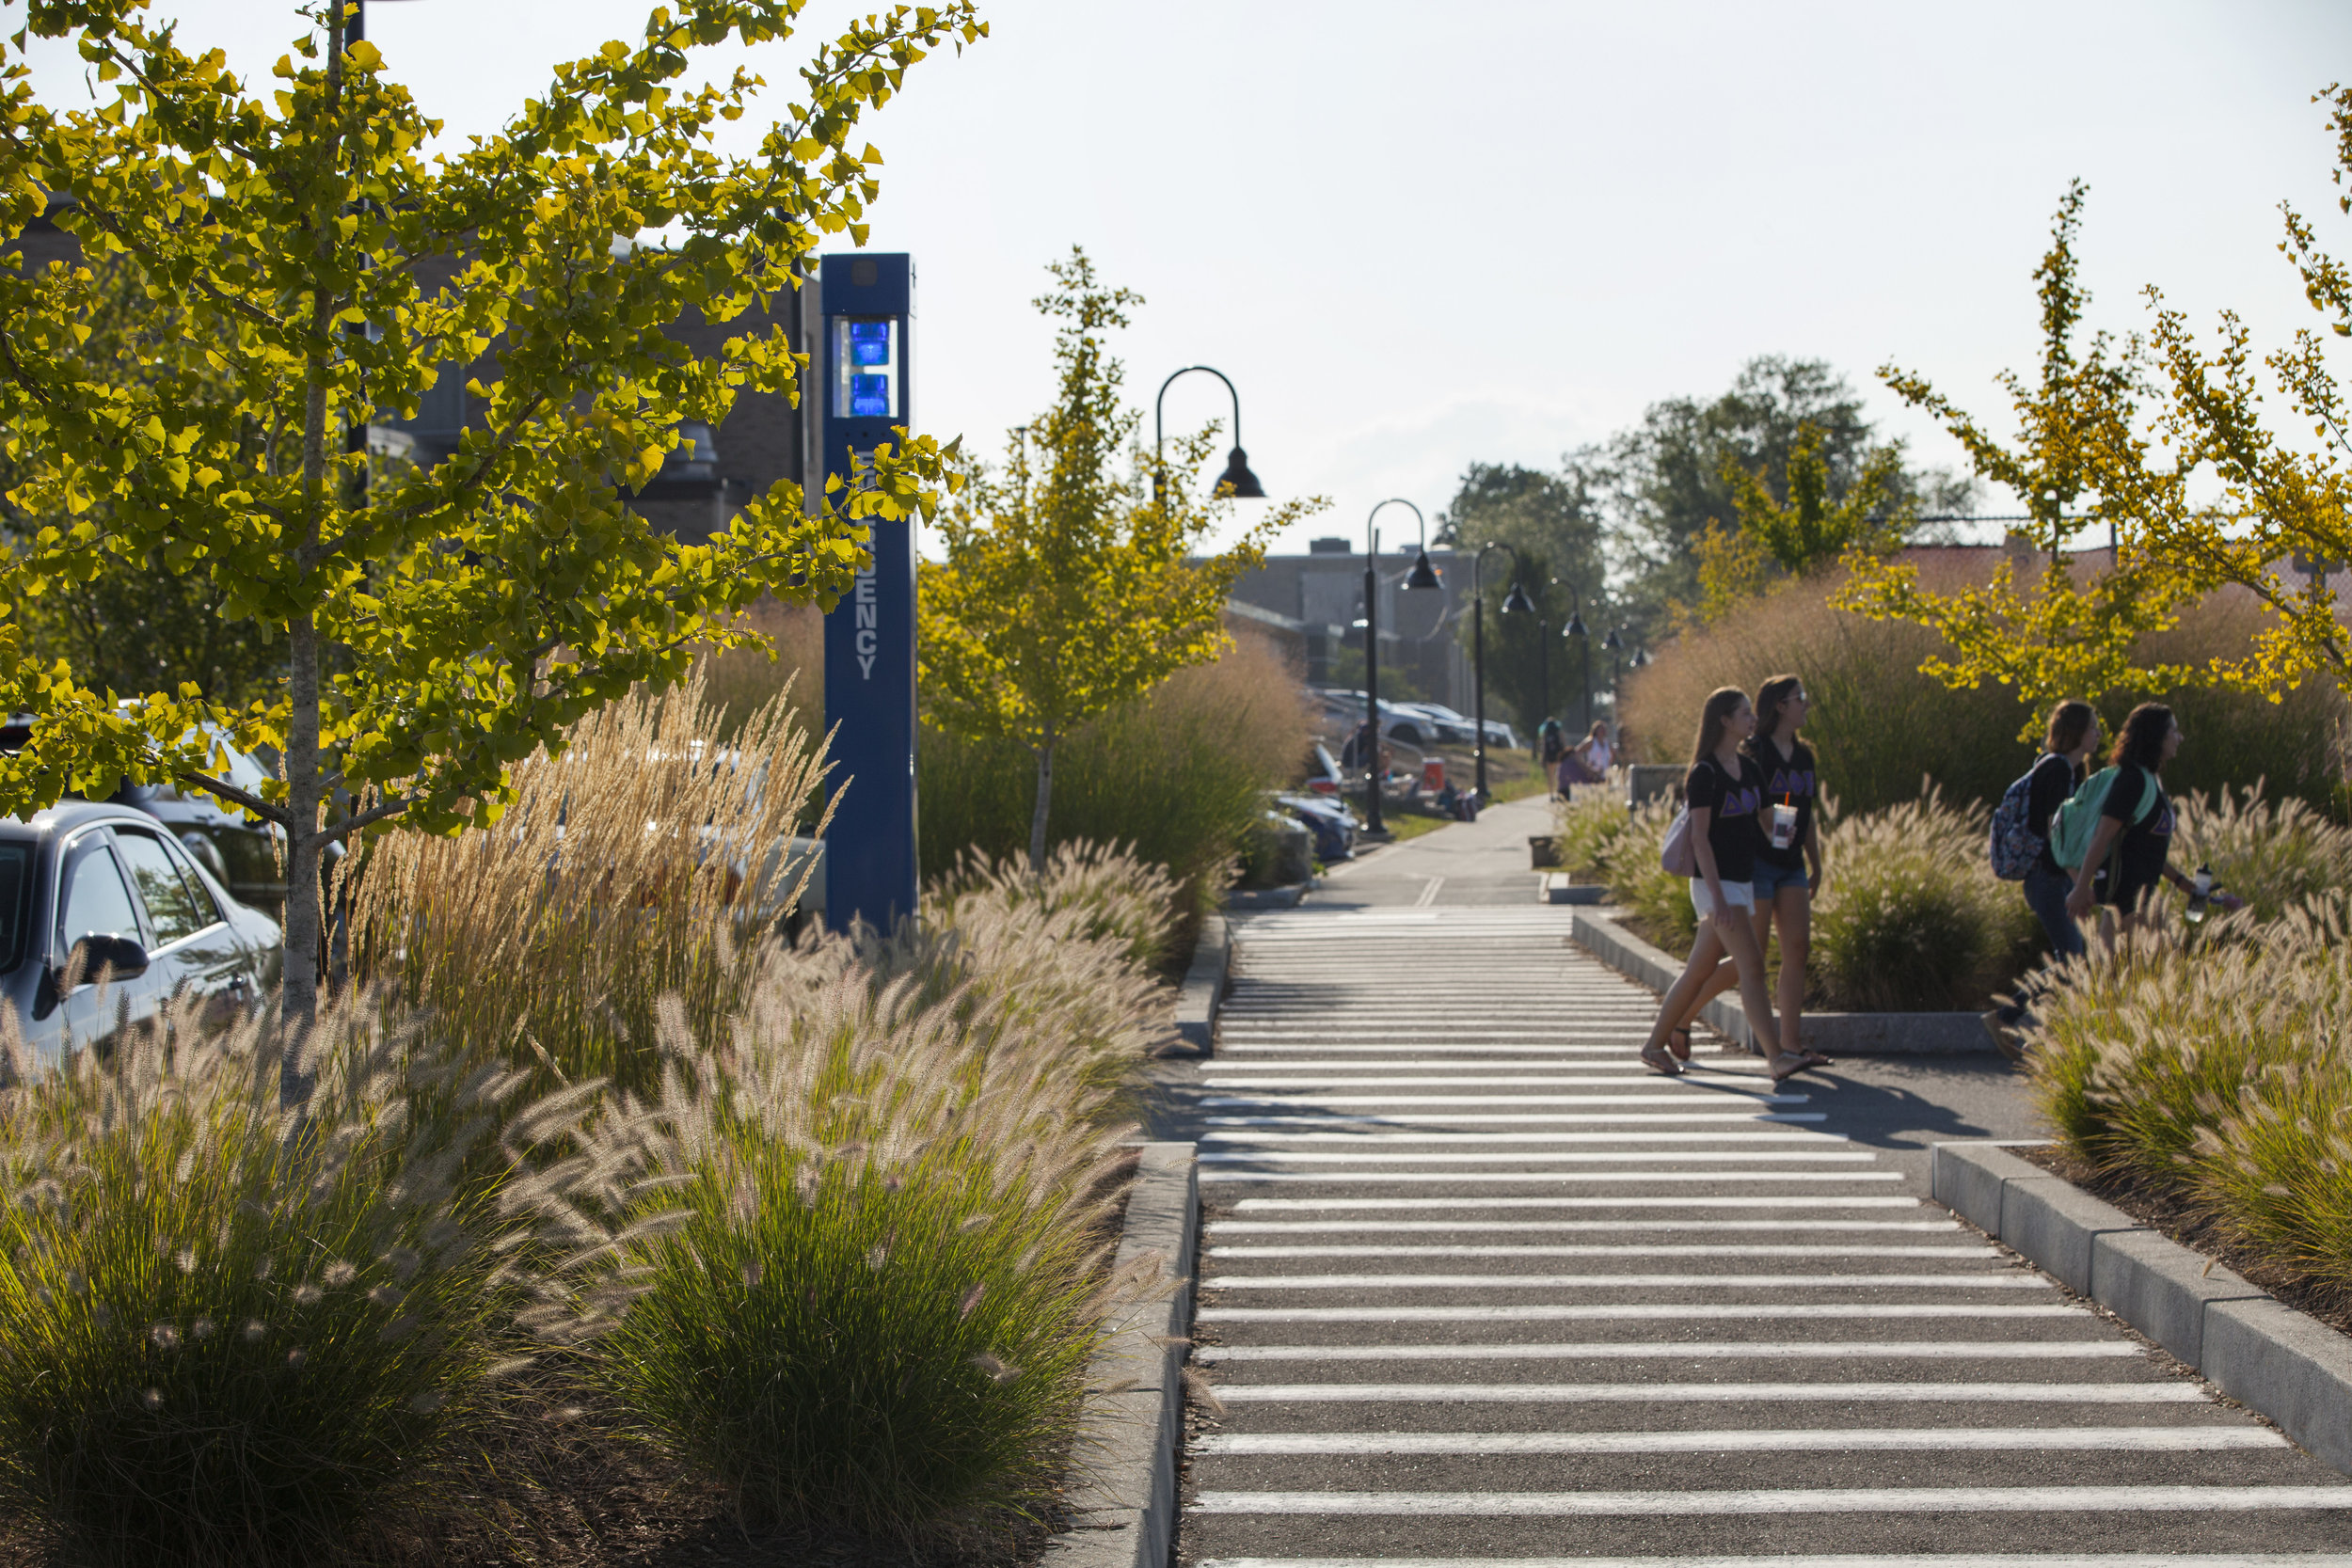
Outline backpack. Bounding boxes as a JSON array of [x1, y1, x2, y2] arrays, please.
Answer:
[[2046, 765, 2160, 873], [1988, 760, 2054, 880], [1660, 804, 1695, 878]]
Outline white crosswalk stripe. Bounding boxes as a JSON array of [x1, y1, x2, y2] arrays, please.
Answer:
[[1175, 903, 2352, 1563]]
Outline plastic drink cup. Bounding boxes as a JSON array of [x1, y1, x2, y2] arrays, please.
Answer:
[[1770, 801, 1799, 850]]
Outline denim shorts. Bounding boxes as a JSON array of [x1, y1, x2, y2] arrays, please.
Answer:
[[1752, 860, 1810, 900]]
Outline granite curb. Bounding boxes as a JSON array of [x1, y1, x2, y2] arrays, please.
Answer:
[[1932, 1140, 2352, 1476], [1038, 1141, 1199, 1568], [1567, 906, 1994, 1054], [1168, 915, 1230, 1057]]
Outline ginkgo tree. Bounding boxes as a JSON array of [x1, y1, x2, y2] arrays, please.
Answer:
[[1690, 420, 1910, 624], [0, 0, 977, 1026], [918, 248, 1323, 872], [1838, 89, 2352, 718]]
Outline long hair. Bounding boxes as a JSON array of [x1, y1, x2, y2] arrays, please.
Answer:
[[2109, 702, 2174, 771], [1692, 686, 1750, 764], [1754, 673, 1804, 743], [2044, 699, 2096, 755]]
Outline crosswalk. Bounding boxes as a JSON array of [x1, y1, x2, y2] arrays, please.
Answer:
[[1175, 907, 2352, 1567]]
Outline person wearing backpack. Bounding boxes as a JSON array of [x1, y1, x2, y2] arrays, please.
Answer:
[[2020, 700, 2100, 957], [1637, 687, 1805, 1083], [2062, 702, 2233, 933], [1979, 701, 2099, 1057]]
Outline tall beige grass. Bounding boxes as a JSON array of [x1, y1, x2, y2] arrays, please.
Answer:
[[2031, 902, 2352, 1307], [1625, 568, 2350, 813], [348, 669, 834, 1097], [588, 951, 1146, 1542]]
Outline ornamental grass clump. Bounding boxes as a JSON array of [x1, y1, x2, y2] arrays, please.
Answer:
[[2170, 783, 2352, 923], [590, 970, 1144, 1544], [1808, 787, 2039, 1012], [2029, 900, 2352, 1306], [349, 667, 834, 1099], [0, 994, 634, 1568], [1599, 795, 1694, 953], [926, 838, 1179, 972], [1551, 788, 1631, 878]]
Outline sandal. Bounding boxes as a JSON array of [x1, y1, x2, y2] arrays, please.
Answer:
[[1767, 1053, 1816, 1084], [1666, 1026, 1693, 1063], [1640, 1044, 1684, 1077]]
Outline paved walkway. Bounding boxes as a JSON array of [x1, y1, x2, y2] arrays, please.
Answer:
[[1165, 806, 2352, 1566]]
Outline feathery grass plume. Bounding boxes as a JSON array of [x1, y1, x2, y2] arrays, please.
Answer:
[[588, 965, 1145, 1545], [1551, 787, 1633, 879], [2027, 897, 2352, 1305], [926, 839, 1178, 973], [0, 991, 637, 1567], [2170, 782, 2352, 924], [347, 666, 835, 1097], [1807, 785, 2042, 1012]]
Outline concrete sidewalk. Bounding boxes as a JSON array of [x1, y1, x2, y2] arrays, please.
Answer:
[[1153, 808, 2352, 1566]]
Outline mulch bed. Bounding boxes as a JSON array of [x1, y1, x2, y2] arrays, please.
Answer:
[[0, 1408, 1068, 1568], [2020, 1142, 2352, 1342]]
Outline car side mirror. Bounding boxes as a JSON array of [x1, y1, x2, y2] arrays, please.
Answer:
[[66, 933, 150, 985]]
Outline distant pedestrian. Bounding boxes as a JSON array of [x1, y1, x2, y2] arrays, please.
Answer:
[[1653, 675, 1827, 1070], [1537, 720, 1566, 796], [1639, 687, 1810, 1083], [1559, 721, 1613, 786]]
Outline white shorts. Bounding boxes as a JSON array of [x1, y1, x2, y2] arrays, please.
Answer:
[[1690, 878, 1757, 919]]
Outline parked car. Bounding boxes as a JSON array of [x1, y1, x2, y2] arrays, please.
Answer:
[[1311, 689, 1443, 748], [1, 714, 338, 922], [1391, 702, 1479, 746], [0, 799, 281, 1075]]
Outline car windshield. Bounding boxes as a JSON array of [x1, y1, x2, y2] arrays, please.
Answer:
[[0, 843, 26, 974]]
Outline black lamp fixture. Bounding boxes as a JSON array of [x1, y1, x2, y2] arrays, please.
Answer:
[[1501, 579, 1535, 616], [1602, 627, 1624, 654], [1154, 366, 1263, 502], [1216, 445, 1266, 499]]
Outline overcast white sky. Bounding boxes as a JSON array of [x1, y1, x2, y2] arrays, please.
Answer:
[[19, 1, 2352, 555]]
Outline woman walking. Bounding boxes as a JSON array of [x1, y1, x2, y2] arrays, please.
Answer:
[[1639, 687, 1808, 1083], [2024, 700, 2099, 958], [1559, 721, 1613, 786], [2066, 702, 2223, 937], [1538, 720, 1567, 797], [1654, 675, 1828, 1071]]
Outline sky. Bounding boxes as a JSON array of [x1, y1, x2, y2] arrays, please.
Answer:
[[17, 0, 2352, 557]]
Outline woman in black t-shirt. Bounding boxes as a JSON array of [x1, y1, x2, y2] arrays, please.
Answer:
[[1638, 687, 1810, 1083], [2066, 702, 2216, 934], [2023, 700, 2099, 958], [1655, 674, 1828, 1070]]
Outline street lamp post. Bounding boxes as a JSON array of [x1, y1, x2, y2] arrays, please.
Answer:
[[1603, 626, 1624, 723], [1558, 582, 1591, 736], [1359, 499, 1439, 837], [1470, 542, 1533, 801], [1154, 366, 1263, 505]]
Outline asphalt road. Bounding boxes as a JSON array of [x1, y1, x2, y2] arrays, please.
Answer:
[[1150, 798, 2352, 1566]]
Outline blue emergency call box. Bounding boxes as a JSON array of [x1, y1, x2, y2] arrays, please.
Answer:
[[818, 254, 919, 934]]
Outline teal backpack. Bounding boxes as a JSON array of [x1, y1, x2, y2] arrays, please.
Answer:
[[2046, 766, 2160, 872]]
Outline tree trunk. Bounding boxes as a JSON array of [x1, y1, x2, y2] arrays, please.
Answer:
[[1028, 742, 1054, 876]]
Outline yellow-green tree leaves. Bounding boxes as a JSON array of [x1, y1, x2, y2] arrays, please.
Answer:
[[0, 1, 981, 1023], [1834, 180, 2203, 717], [917, 248, 1322, 871]]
